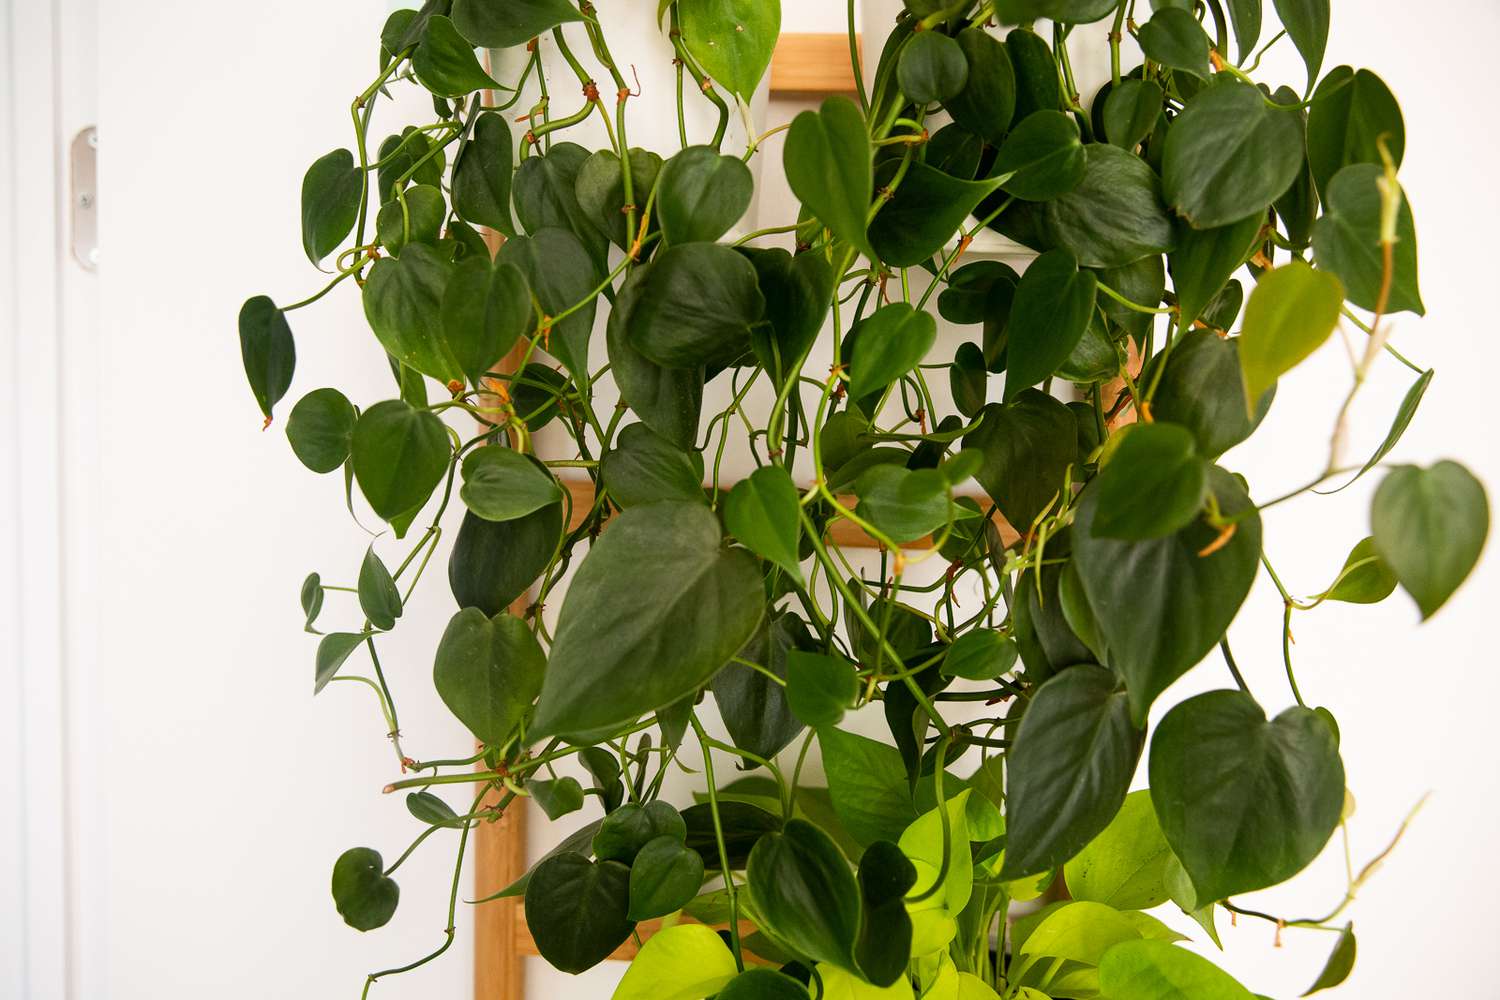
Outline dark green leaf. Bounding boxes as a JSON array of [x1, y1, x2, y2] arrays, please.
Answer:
[[595, 801, 686, 863], [358, 546, 403, 630], [406, 790, 464, 828], [375, 183, 445, 256], [1318, 537, 1397, 605], [1074, 467, 1262, 723], [509, 362, 568, 431], [678, 0, 780, 100], [748, 819, 861, 969], [869, 160, 1005, 267], [350, 399, 451, 526], [529, 777, 585, 820], [966, 390, 1079, 531], [1090, 423, 1208, 540], [450, 0, 582, 47], [628, 836, 706, 921], [1007, 28, 1062, 120], [286, 388, 356, 473], [1238, 260, 1345, 406], [949, 341, 988, 418], [1320, 368, 1431, 494], [433, 608, 545, 745], [898, 30, 968, 103], [497, 227, 601, 383], [1306, 67, 1404, 197], [1169, 212, 1263, 328], [994, 110, 1086, 201], [363, 244, 464, 383], [1003, 249, 1098, 400], [376, 128, 444, 206], [683, 801, 783, 869], [1312, 163, 1424, 316], [657, 145, 754, 246], [725, 466, 803, 581], [718, 968, 811, 1000], [820, 726, 917, 846], [530, 503, 765, 739], [443, 259, 531, 386], [575, 148, 663, 249], [1000, 665, 1144, 880], [849, 303, 938, 400], [412, 15, 497, 96], [854, 464, 966, 544], [523, 854, 634, 974], [1372, 461, 1489, 619], [301, 149, 363, 264], [300, 572, 325, 630], [1100, 939, 1255, 1000], [855, 840, 917, 986], [628, 244, 764, 369], [943, 628, 1018, 681], [1104, 78, 1165, 150], [784, 97, 875, 260], [511, 142, 607, 269], [1163, 81, 1304, 228], [1139, 8, 1212, 77], [607, 273, 704, 450], [1148, 330, 1273, 459], [947, 28, 1016, 143], [711, 612, 810, 761], [1273, 0, 1329, 88], [1227, 0, 1262, 62], [315, 632, 365, 694], [448, 503, 562, 616], [452, 110, 515, 234], [602, 422, 705, 508], [785, 651, 857, 728], [239, 296, 296, 422], [331, 847, 399, 931], [1063, 789, 1173, 910], [1150, 690, 1345, 902], [744, 248, 836, 376], [1303, 923, 1357, 995]]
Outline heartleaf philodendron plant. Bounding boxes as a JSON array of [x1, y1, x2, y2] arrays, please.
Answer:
[[242, 0, 1487, 997]]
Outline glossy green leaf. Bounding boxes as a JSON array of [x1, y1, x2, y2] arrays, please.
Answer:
[[820, 726, 918, 847], [1007, 28, 1061, 121], [314, 632, 365, 694], [1372, 461, 1489, 619], [1273, 0, 1329, 88], [1104, 79, 1165, 151], [1312, 163, 1424, 316], [899, 30, 968, 103], [719, 968, 812, 1000], [942, 629, 1018, 681], [947, 28, 1016, 143], [1149, 330, 1273, 459], [531, 502, 764, 739], [784, 97, 875, 260], [375, 183, 445, 256], [786, 650, 857, 728], [854, 465, 967, 544], [656, 145, 754, 246], [460, 447, 561, 523], [745, 248, 836, 376], [994, 111, 1085, 202], [575, 148, 663, 249], [529, 777, 585, 820], [443, 259, 531, 385], [1319, 537, 1397, 604], [350, 399, 450, 525], [1139, 8, 1211, 77], [606, 272, 703, 450], [678, 0, 780, 100], [1303, 923, 1357, 995], [1100, 939, 1254, 1000], [363, 244, 464, 383], [511, 141, 607, 269], [1004, 249, 1098, 400], [286, 388, 356, 473], [849, 303, 938, 400], [497, 227, 601, 382], [1150, 690, 1345, 902], [1163, 81, 1304, 229], [358, 546, 402, 630], [1074, 467, 1262, 723], [966, 391, 1079, 531], [1090, 423, 1208, 540], [331, 847, 399, 931], [523, 853, 634, 974], [1064, 790, 1173, 910], [239, 296, 296, 422], [748, 819, 861, 969], [376, 128, 444, 206], [602, 422, 705, 508], [1306, 67, 1404, 197], [1238, 260, 1345, 407], [301, 148, 362, 265], [450, 0, 582, 48], [629, 244, 764, 369], [1169, 212, 1263, 328], [406, 790, 463, 828], [448, 503, 563, 616], [433, 608, 545, 746], [452, 110, 515, 234], [1001, 665, 1144, 880], [628, 836, 706, 921], [725, 466, 803, 581], [870, 161, 1005, 267], [595, 802, 687, 864], [412, 15, 496, 96], [855, 840, 917, 986]]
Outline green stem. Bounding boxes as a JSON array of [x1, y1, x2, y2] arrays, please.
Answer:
[[690, 713, 745, 972]]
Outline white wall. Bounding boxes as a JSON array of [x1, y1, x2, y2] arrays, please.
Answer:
[[60, 2, 1500, 1000]]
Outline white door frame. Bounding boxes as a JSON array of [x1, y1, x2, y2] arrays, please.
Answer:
[[2, 0, 100, 996]]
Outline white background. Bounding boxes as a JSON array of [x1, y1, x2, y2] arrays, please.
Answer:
[[4, 0, 1497, 998]]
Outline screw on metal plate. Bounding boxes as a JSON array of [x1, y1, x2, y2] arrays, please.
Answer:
[[71, 126, 98, 271]]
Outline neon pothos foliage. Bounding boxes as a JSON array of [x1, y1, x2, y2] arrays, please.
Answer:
[[245, 0, 1485, 997]]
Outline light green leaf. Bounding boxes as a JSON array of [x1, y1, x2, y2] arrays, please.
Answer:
[[818, 963, 914, 1000], [1099, 938, 1254, 999], [1302, 923, 1356, 995], [900, 790, 973, 914], [612, 923, 737, 1000], [678, 0, 781, 101], [1238, 260, 1345, 410], [1064, 790, 1173, 910], [1317, 537, 1397, 604]]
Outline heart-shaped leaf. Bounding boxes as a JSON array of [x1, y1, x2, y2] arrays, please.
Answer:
[[358, 546, 402, 630], [965, 391, 1079, 531], [899, 30, 969, 103], [331, 847, 399, 931], [870, 161, 1005, 267], [628, 244, 764, 369], [678, 0, 780, 100], [786, 650, 858, 728], [748, 819, 861, 969], [606, 273, 704, 450], [523, 853, 634, 974], [528, 777, 585, 820], [1312, 164, 1424, 316], [575, 148, 663, 249], [1148, 330, 1274, 460], [725, 466, 803, 581], [602, 422, 706, 508], [1306, 67, 1404, 196], [1103, 79, 1165, 150], [712, 612, 810, 761], [1100, 939, 1255, 1000], [1089, 423, 1208, 540], [1372, 461, 1489, 619], [819, 726, 918, 847], [450, 0, 582, 48], [375, 183, 445, 256], [301, 149, 363, 265], [350, 400, 451, 527], [314, 632, 365, 694], [628, 836, 706, 921], [530, 502, 765, 739], [512, 142, 607, 269], [1317, 536, 1397, 605], [1064, 789, 1174, 910], [1000, 665, 1144, 881], [614, 924, 739, 1000], [1138, 8, 1212, 77], [461, 447, 563, 522], [854, 464, 968, 544], [497, 227, 600, 384], [849, 302, 938, 400], [947, 28, 1016, 143], [745, 248, 836, 379], [411, 15, 497, 96], [363, 244, 465, 384], [785, 97, 875, 260], [448, 503, 562, 616], [718, 968, 812, 1000], [452, 110, 515, 235], [1150, 690, 1345, 903], [942, 629, 1018, 681], [854, 840, 917, 986], [239, 296, 296, 422], [286, 388, 356, 473], [433, 608, 545, 746], [657, 145, 754, 246], [1238, 260, 1345, 408], [1003, 249, 1098, 400], [994, 110, 1086, 202], [442, 259, 531, 386]]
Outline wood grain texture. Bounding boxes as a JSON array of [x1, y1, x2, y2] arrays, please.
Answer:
[[473, 779, 528, 999], [770, 33, 863, 95]]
